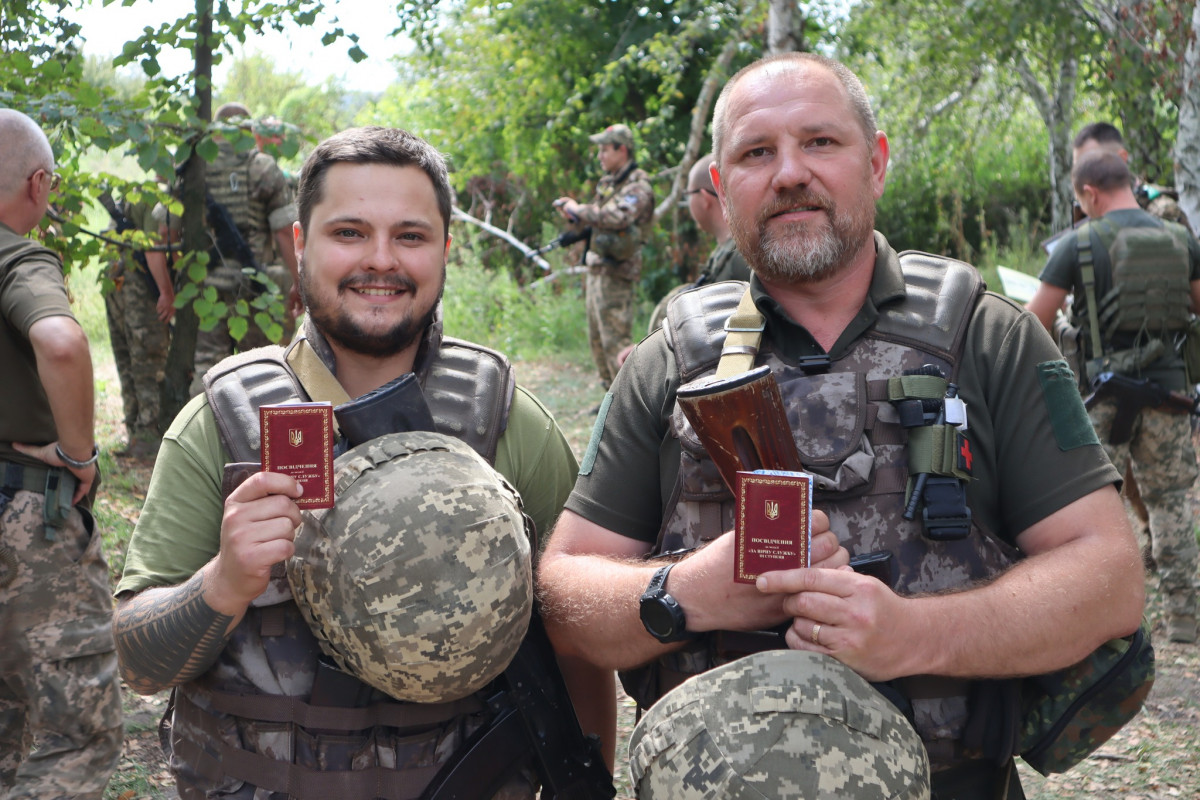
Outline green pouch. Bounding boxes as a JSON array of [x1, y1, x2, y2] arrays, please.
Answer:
[[1018, 619, 1154, 775], [1181, 316, 1200, 386]]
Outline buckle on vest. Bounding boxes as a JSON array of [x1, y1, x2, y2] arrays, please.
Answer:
[[797, 354, 832, 374], [921, 476, 972, 541]]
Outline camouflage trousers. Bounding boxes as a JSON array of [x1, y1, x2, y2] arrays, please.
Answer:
[[0, 489, 123, 799], [189, 270, 276, 397], [1090, 401, 1199, 619], [105, 266, 170, 439], [585, 266, 635, 387]]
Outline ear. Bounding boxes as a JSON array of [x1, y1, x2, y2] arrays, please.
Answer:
[[293, 220, 305, 267], [444, 233, 453, 260], [870, 132, 890, 200]]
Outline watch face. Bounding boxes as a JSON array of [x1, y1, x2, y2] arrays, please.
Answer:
[[640, 597, 678, 638]]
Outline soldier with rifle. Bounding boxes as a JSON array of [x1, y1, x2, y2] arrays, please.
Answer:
[[113, 126, 615, 799], [185, 102, 300, 396], [538, 53, 1144, 799], [553, 124, 654, 387], [1028, 149, 1200, 644], [100, 185, 175, 456]]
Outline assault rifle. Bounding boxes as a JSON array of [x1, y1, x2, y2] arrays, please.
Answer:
[[528, 226, 592, 259], [1084, 371, 1200, 445], [205, 191, 271, 295], [97, 192, 160, 300]]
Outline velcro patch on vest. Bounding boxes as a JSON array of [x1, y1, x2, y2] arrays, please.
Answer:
[[1037, 360, 1100, 450]]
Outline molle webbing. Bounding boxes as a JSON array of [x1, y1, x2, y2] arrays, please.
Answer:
[[174, 691, 442, 800]]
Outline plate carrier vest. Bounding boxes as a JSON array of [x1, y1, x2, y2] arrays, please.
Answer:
[[623, 250, 1024, 770], [166, 320, 522, 800]]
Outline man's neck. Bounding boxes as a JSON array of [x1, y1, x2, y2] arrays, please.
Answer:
[[330, 342, 421, 400], [1093, 188, 1141, 217], [756, 240, 876, 352]]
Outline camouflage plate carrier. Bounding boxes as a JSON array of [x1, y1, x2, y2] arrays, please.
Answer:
[[164, 317, 532, 800], [623, 250, 1029, 771]]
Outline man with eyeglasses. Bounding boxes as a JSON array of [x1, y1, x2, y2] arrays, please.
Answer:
[[0, 108, 123, 798]]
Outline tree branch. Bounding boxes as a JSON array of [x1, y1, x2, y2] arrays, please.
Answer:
[[451, 206, 551, 271]]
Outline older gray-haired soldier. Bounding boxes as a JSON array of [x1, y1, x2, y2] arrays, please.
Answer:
[[537, 53, 1144, 799]]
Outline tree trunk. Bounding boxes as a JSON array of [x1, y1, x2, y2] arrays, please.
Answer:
[[1177, 1, 1200, 231], [1014, 50, 1078, 232], [160, 0, 211, 427], [767, 0, 798, 55]]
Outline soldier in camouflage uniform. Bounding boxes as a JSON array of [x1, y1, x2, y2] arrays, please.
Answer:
[[253, 115, 302, 322], [555, 124, 655, 386], [113, 127, 612, 799], [0, 109, 122, 799], [1029, 150, 1200, 644], [188, 102, 300, 396], [103, 193, 175, 456], [538, 54, 1144, 799]]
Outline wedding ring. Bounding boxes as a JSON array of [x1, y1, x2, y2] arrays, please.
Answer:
[[811, 623, 822, 645]]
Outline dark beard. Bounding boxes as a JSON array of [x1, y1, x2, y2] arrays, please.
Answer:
[[299, 258, 444, 358], [729, 186, 874, 283]]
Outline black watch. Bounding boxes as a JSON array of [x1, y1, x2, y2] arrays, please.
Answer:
[[639, 563, 695, 643]]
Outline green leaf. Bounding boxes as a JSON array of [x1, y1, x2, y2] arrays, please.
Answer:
[[348, 46, 367, 63], [188, 259, 207, 283], [196, 137, 219, 163], [228, 315, 249, 341]]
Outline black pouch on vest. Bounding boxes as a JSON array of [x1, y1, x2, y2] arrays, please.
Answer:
[[333, 372, 436, 448]]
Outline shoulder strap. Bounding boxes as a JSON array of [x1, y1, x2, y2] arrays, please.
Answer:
[[1076, 221, 1105, 359]]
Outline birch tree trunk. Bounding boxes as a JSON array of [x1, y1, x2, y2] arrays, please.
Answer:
[[1177, 2, 1200, 231], [1014, 50, 1078, 232], [768, 0, 798, 55]]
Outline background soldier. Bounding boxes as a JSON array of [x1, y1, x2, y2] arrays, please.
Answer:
[[189, 101, 300, 395], [102, 186, 175, 457], [537, 53, 1144, 797], [1028, 150, 1200, 644], [554, 123, 654, 387], [1073, 122, 1192, 232], [0, 107, 123, 799], [113, 126, 614, 797]]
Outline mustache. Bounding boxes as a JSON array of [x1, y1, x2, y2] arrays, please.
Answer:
[[338, 275, 418, 293], [759, 189, 833, 224]]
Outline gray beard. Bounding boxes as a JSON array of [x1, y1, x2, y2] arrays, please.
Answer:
[[728, 189, 875, 284]]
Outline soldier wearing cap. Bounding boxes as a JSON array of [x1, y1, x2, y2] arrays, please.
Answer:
[[554, 123, 655, 387], [0, 108, 123, 799]]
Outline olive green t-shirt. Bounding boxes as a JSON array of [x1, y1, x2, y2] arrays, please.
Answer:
[[568, 235, 1118, 546], [116, 384, 578, 595], [0, 221, 75, 466]]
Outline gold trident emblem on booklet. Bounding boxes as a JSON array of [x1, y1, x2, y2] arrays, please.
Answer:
[[289, 428, 304, 447], [764, 499, 779, 520]]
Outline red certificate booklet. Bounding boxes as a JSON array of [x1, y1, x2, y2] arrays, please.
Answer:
[[259, 402, 335, 509], [734, 469, 812, 584]]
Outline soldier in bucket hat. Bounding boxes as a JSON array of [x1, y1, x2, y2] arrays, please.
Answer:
[[554, 123, 655, 387]]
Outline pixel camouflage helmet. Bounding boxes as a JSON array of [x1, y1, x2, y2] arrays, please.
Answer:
[[630, 650, 931, 799], [287, 431, 533, 703]]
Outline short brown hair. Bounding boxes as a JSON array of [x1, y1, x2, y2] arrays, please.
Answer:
[[1072, 150, 1132, 194], [296, 127, 453, 238]]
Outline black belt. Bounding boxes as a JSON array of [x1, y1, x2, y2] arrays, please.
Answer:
[[1, 458, 78, 539], [2, 459, 61, 494]]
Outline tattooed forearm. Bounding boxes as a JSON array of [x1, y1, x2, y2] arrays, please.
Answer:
[[114, 571, 236, 695]]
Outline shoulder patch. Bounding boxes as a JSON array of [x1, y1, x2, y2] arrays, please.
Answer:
[[579, 392, 614, 476], [1036, 360, 1100, 450]]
